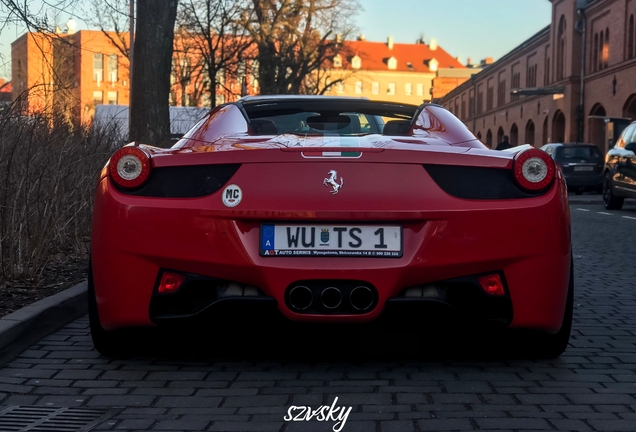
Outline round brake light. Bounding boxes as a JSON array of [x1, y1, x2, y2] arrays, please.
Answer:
[[513, 149, 555, 191], [109, 146, 151, 189]]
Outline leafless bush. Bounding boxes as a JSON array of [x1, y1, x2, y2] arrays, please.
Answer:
[[0, 106, 120, 283]]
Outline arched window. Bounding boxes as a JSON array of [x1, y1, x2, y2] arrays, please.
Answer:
[[556, 16, 566, 80], [628, 16, 634, 59]]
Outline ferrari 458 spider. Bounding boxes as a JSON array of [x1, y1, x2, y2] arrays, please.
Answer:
[[90, 96, 572, 357]]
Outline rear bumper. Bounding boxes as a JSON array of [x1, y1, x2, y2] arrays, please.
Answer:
[[564, 173, 603, 188], [91, 174, 571, 333]]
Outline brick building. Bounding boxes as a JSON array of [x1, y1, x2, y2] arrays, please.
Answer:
[[12, 30, 131, 123], [323, 36, 466, 104], [440, 0, 636, 153]]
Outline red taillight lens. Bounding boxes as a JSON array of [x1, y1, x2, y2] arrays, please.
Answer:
[[108, 146, 151, 189], [513, 149, 555, 191], [158, 272, 185, 294], [478, 274, 505, 296]]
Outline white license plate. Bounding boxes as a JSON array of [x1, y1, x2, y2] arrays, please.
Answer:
[[260, 224, 402, 257], [574, 166, 594, 171]]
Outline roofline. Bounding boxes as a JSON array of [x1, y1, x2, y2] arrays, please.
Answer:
[[441, 25, 551, 100]]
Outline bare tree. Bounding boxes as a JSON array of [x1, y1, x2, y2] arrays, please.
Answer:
[[242, 0, 359, 95], [177, 0, 253, 107], [129, 0, 178, 146], [90, 0, 131, 60]]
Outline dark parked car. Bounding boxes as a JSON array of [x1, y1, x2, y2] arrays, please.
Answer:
[[603, 121, 636, 209], [540, 143, 604, 194]]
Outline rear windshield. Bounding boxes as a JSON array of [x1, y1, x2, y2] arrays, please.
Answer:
[[242, 99, 416, 136], [556, 146, 601, 160]]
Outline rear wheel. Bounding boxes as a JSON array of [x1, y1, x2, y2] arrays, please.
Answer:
[[603, 172, 624, 210], [88, 258, 136, 357]]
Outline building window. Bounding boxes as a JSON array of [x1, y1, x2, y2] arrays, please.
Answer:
[[387, 57, 397, 70], [416, 83, 424, 96], [405, 83, 412, 96], [593, 33, 599, 72], [603, 28, 609, 69], [511, 71, 520, 101], [461, 98, 466, 119], [107, 91, 118, 105], [355, 81, 362, 94], [93, 90, 103, 105], [387, 82, 396, 95], [477, 85, 483, 115], [351, 56, 361, 69], [107, 54, 118, 83], [629, 15, 635, 59], [526, 64, 537, 87], [544, 45, 550, 85], [336, 82, 344, 93], [372, 82, 379, 95], [497, 79, 506, 107], [556, 16, 566, 81], [598, 31, 604, 71], [486, 85, 494, 111], [93, 54, 103, 83], [333, 55, 342, 68]]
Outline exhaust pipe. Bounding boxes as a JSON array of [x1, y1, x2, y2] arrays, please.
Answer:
[[350, 286, 374, 311], [321, 287, 342, 309], [288, 285, 313, 311]]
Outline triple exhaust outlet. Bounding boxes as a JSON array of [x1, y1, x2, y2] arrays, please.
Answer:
[[288, 284, 375, 313]]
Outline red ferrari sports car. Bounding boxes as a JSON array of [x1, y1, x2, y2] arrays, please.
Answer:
[[89, 96, 572, 357]]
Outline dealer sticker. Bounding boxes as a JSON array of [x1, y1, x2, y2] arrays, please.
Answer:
[[222, 184, 242, 207]]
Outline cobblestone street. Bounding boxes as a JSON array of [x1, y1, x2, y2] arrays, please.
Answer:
[[0, 199, 634, 431]]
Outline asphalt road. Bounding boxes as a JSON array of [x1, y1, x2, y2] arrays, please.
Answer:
[[0, 196, 635, 432]]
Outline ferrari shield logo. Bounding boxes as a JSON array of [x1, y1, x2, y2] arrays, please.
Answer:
[[320, 228, 330, 244]]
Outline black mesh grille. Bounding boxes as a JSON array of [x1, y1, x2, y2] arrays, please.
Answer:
[[424, 164, 545, 200], [123, 164, 240, 197]]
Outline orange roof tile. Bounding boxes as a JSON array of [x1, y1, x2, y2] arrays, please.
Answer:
[[333, 40, 465, 72]]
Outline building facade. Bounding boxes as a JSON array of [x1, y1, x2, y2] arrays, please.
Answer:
[[440, 0, 636, 153], [12, 30, 131, 123], [322, 37, 465, 105]]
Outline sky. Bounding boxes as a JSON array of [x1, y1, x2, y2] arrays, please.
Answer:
[[0, 0, 553, 79]]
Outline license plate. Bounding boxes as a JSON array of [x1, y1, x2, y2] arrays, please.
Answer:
[[574, 166, 594, 171], [260, 224, 402, 257]]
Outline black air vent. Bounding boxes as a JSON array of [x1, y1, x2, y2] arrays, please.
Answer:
[[124, 164, 240, 198], [424, 165, 546, 200], [0, 406, 111, 432]]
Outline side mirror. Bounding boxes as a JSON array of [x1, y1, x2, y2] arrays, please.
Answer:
[[625, 142, 636, 152]]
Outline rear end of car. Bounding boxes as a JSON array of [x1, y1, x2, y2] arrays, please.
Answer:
[[90, 100, 572, 357], [553, 144, 604, 192]]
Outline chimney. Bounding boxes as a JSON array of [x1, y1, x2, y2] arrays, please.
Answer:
[[387, 36, 394, 50], [417, 33, 425, 44], [429, 38, 438, 51], [357, 34, 366, 41], [335, 34, 342, 44], [467, 57, 472, 66], [481, 57, 494, 65]]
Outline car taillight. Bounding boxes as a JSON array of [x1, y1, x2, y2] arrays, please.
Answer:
[[108, 146, 151, 189], [513, 149, 555, 191]]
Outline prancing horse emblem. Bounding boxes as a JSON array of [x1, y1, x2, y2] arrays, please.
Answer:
[[323, 170, 344, 195]]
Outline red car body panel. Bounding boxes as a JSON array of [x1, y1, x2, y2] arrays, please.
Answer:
[[91, 99, 571, 333]]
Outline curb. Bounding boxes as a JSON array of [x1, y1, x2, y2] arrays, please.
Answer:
[[0, 281, 88, 366]]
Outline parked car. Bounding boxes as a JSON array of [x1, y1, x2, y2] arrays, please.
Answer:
[[90, 96, 573, 358], [603, 121, 636, 209], [540, 143, 604, 194]]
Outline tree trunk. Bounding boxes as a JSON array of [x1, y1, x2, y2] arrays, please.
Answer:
[[129, 0, 178, 146]]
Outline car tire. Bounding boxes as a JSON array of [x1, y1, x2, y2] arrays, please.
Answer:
[[603, 172, 624, 210], [518, 257, 574, 358], [88, 257, 135, 357]]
